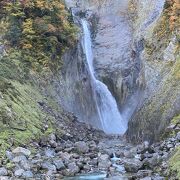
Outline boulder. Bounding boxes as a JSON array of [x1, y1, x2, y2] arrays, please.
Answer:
[[0, 168, 8, 176], [14, 169, 25, 177], [124, 159, 143, 173], [22, 171, 33, 178], [20, 160, 31, 170], [5, 151, 13, 161], [176, 132, 180, 141], [67, 162, 80, 175], [123, 150, 134, 158], [137, 170, 153, 178], [12, 147, 31, 157], [41, 162, 57, 172], [59, 152, 71, 165], [98, 154, 111, 170], [53, 159, 65, 170], [75, 141, 89, 153], [143, 153, 162, 169], [12, 155, 27, 163], [0, 176, 9, 180]]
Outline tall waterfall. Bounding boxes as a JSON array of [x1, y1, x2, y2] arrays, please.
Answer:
[[81, 19, 126, 134]]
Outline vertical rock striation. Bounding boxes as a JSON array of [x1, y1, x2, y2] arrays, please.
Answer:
[[126, 0, 180, 143]]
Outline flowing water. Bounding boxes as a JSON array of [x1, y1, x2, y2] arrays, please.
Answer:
[[81, 20, 126, 134]]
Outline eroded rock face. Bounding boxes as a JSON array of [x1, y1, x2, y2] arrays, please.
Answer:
[[52, 41, 103, 130], [82, 0, 142, 112], [60, 0, 179, 143], [126, 0, 180, 143], [61, 0, 142, 131]]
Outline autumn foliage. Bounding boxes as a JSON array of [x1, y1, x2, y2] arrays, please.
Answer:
[[0, 0, 77, 70], [165, 0, 180, 30]]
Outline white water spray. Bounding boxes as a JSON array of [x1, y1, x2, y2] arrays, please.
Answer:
[[82, 19, 126, 134]]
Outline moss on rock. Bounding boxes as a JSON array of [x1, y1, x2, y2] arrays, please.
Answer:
[[169, 146, 180, 179]]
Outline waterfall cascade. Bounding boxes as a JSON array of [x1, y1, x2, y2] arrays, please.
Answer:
[[81, 19, 127, 134]]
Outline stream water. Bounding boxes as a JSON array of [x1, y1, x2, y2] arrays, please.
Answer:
[[81, 20, 126, 135]]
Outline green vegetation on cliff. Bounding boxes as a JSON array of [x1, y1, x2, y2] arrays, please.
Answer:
[[169, 146, 180, 179], [146, 0, 180, 59], [0, 0, 77, 70], [0, 0, 77, 157]]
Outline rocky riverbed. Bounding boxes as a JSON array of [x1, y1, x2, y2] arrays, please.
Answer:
[[0, 117, 179, 180]]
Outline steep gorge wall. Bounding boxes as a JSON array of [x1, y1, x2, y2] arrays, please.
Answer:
[[64, 0, 142, 126], [127, 0, 180, 143]]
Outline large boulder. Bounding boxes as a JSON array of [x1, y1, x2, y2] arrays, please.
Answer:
[[124, 159, 143, 173], [12, 147, 31, 157], [0, 168, 8, 176], [98, 154, 112, 170], [14, 169, 25, 177], [53, 159, 65, 170], [67, 162, 80, 175], [12, 155, 27, 163], [75, 141, 89, 153], [41, 162, 57, 172]]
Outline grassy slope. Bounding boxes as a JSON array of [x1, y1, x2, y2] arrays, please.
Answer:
[[0, 49, 66, 158], [0, 0, 77, 158]]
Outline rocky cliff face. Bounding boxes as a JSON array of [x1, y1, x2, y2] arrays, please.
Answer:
[[63, 0, 180, 143], [51, 42, 103, 129], [64, 0, 180, 142], [62, 0, 142, 130], [127, 0, 180, 143]]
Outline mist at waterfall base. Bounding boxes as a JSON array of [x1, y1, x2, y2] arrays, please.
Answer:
[[81, 19, 127, 135]]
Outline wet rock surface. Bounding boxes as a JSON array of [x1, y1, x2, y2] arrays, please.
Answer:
[[0, 119, 179, 180]]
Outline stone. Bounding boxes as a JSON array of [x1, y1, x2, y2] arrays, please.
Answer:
[[59, 152, 71, 161], [20, 160, 31, 170], [89, 141, 97, 149], [49, 133, 56, 141], [163, 40, 176, 61], [41, 162, 56, 172], [123, 150, 134, 158], [152, 175, 165, 180], [140, 177, 151, 180], [83, 164, 91, 171], [137, 170, 153, 178], [98, 154, 112, 170], [44, 148, 55, 158], [0, 176, 9, 180], [49, 140, 58, 148], [166, 124, 176, 133], [67, 162, 80, 175], [64, 147, 74, 153], [115, 150, 124, 157], [53, 159, 65, 170], [72, 153, 80, 159], [22, 171, 33, 178], [124, 159, 143, 173], [167, 143, 174, 150], [162, 152, 169, 159], [143, 153, 162, 169], [12, 147, 31, 157], [5, 151, 13, 161], [105, 176, 129, 180], [0, 168, 8, 176], [76, 161, 84, 169], [75, 141, 89, 153], [88, 158, 98, 166], [14, 169, 25, 177], [55, 146, 64, 153], [12, 155, 27, 163], [176, 132, 180, 141]]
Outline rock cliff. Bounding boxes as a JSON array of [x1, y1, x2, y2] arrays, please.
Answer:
[[127, 0, 180, 143]]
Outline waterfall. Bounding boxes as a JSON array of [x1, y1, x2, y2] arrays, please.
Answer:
[[81, 19, 126, 134]]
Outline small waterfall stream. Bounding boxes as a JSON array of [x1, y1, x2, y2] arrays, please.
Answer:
[[81, 20, 126, 134]]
